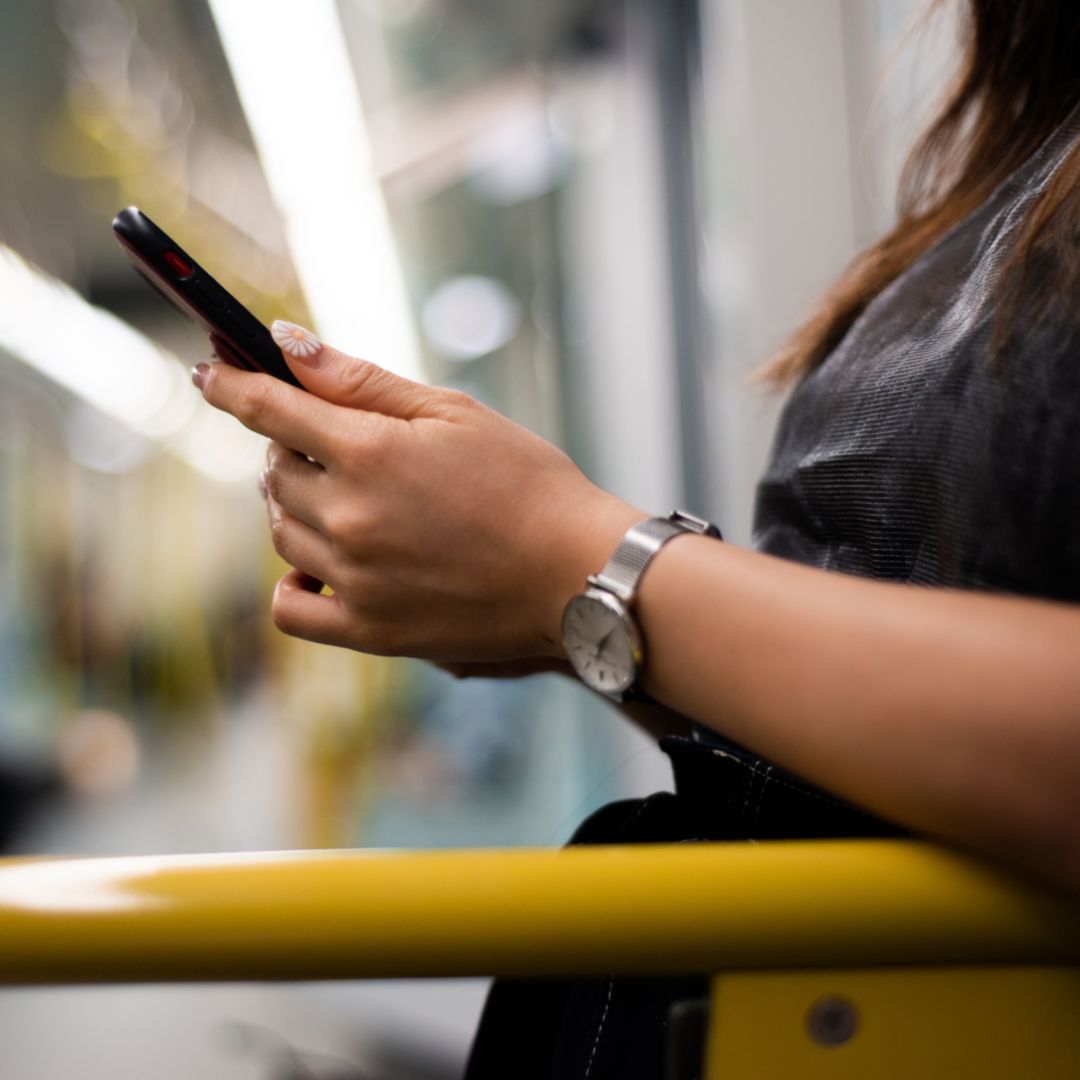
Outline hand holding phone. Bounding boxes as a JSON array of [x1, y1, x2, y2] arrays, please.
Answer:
[[112, 207, 302, 388]]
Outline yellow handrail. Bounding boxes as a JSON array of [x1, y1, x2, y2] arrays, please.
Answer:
[[0, 840, 1077, 985]]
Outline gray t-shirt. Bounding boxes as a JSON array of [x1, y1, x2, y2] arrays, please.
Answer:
[[754, 106, 1080, 601]]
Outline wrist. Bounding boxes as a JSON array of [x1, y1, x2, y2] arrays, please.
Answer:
[[557, 508, 723, 700], [537, 489, 644, 659]]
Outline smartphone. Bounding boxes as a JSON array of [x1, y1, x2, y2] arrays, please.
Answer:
[[112, 206, 302, 387]]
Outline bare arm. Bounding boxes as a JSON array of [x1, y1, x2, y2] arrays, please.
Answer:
[[630, 536, 1080, 895]]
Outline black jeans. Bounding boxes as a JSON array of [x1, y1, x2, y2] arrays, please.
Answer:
[[464, 734, 902, 1080]]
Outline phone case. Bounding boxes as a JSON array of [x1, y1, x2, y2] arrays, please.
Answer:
[[112, 207, 302, 388]]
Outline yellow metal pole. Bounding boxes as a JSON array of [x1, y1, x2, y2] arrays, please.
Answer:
[[0, 841, 1077, 984]]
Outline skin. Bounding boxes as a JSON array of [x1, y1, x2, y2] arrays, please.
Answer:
[[194, 337, 1080, 898]]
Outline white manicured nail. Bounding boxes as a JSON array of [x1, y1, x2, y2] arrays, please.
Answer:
[[271, 320, 322, 363]]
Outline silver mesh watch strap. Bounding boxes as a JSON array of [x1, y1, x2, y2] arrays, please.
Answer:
[[588, 510, 720, 604]]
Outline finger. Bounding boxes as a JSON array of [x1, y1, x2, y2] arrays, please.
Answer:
[[267, 499, 337, 583], [265, 441, 330, 531], [270, 320, 435, 420], [194, 362, 344, 463], [271, 568, 352, 647]]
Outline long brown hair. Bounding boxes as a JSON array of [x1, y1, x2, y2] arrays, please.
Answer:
[[763, 0, 1080, 385]]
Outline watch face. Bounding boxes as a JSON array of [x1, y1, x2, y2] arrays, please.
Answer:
[[562, 591, 641, 697]]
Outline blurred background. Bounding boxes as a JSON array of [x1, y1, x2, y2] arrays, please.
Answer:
[[0, 0, 952, 1076]]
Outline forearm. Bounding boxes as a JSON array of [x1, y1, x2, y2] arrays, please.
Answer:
[[628, 537, 1080, 894]]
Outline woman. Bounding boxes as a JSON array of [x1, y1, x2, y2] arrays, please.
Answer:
[[193, 0, 1080, 1074]]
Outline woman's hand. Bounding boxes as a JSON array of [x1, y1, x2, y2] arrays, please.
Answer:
[[195, 322, 642, 662]]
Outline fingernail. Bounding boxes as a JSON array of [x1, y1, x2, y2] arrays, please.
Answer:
[[258, 470, 268, 500], [191, 363, 210, 390], [271, 320, 323, 365]]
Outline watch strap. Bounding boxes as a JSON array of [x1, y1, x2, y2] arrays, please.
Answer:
[[588, 510, 720, 604]]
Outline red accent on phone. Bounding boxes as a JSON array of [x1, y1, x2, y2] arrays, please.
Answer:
[[112, 207, 302, 388], [162, 251, 194, 278]]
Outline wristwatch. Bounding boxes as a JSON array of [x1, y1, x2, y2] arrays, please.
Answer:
[[561, 510, 721, 701]]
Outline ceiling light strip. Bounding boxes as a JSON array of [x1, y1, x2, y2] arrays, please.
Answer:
[[207, 0, 423, 382]]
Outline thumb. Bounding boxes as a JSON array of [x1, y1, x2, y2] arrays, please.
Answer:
[[271, 319, 430, 418]]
